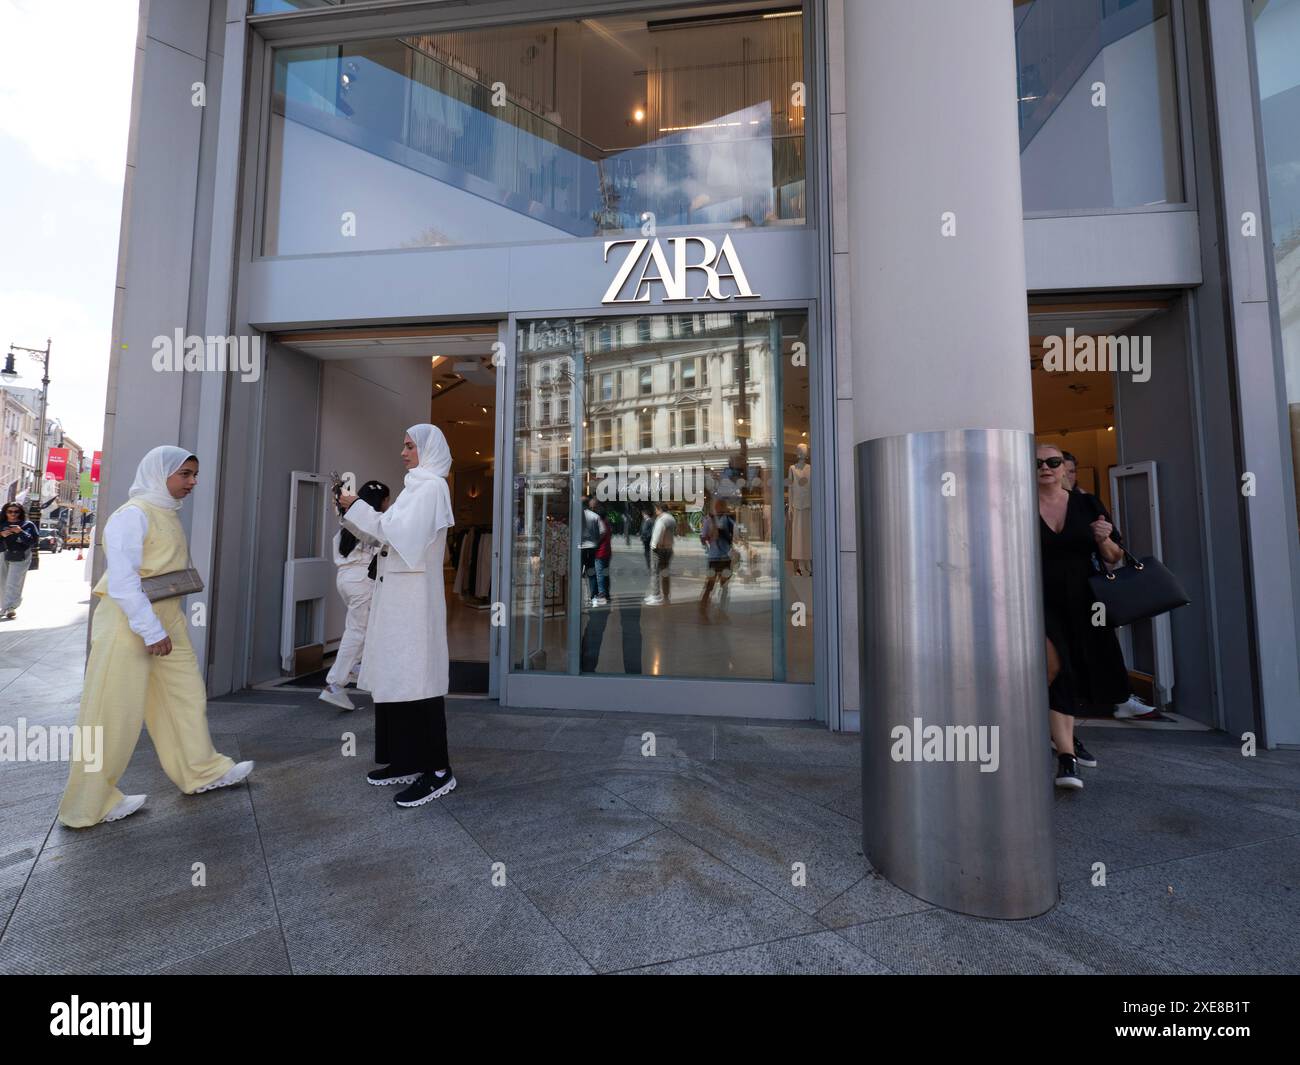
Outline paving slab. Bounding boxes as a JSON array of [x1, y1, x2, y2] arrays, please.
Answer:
[[522, 829, 824, 972]]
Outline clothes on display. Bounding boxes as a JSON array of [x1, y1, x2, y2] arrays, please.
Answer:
[[451, 525, 493, 603], [788, 449, 812, 570]]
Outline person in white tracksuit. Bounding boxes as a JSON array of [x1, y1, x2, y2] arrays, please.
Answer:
[[320, 480, 390, 711]]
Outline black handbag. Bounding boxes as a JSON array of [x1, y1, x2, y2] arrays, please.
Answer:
[[1088, 547, 1190, 628]]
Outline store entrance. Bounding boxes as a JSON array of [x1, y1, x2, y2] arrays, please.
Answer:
[[1028, 297, 1216, 727], [276, 323, 502, 697]]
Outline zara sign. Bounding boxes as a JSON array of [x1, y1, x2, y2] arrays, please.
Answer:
[[602, 235, 761, 304]]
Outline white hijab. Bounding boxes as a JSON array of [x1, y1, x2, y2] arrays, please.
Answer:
[[128, 445, 194, 511], [382, 424, 454, 567]]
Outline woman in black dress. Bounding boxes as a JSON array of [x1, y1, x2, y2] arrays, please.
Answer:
[[1037, 444, 1129, 789]]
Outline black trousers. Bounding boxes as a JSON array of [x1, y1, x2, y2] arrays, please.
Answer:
[[374, 696, 449, 773]]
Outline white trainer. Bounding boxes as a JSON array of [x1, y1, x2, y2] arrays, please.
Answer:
[[101, 794, 147, 823], [1113, 696, 1156, 720], [319, 686, 354, 710], [195, 760, 255, 794]]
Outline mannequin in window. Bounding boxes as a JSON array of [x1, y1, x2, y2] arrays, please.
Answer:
[[788, 443, 812, 576]]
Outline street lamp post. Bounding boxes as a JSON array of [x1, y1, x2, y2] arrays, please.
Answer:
[[3, 339, 52, 520]]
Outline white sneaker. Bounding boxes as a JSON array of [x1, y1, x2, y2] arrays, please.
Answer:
[[195, 760, 255, 794], [320, 686, 354, 710], [594, 596, 609, 606], [643, 595, 663, 605], [1113, 696, 1156, 720], [101, 794, 146, 823]]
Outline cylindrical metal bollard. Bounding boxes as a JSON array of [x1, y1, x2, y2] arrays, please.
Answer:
[[857, 428, 1058, 919]]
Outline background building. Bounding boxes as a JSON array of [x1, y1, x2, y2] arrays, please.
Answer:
[[0, 389, 38, 502]]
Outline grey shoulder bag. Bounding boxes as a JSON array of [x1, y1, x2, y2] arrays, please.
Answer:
[[140, 568, 205, 602]]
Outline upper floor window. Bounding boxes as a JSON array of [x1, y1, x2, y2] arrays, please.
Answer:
[[1015, 0, 1183, 212], [261, 3, 807, 256]]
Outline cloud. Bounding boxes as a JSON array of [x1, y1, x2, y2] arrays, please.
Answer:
[[0, 0, 139, 185]]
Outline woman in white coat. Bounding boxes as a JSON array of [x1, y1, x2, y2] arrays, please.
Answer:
[[338, 424, 456, 807]]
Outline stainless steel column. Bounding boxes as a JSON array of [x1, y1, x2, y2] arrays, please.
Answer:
[[843, 0, 1056, 917]]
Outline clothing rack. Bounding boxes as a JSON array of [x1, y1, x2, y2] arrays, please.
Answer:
[[451, 523, 493, 601]]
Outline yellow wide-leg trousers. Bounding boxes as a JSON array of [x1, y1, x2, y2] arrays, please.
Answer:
[[58, 596, 234, 828]]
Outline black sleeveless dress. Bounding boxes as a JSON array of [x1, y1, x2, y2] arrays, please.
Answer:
[[1040, 490, 1131, 715]]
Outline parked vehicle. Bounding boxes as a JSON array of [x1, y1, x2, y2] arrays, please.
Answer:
[[37, 527, 63, 553]]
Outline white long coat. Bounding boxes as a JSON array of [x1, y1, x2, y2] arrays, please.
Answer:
[[343, 503, 449, 704]]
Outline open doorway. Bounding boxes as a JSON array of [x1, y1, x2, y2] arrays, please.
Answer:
[[271, 323, 501, 697], [1028, 297, 1216, 728], [433, 346, 496, 692]]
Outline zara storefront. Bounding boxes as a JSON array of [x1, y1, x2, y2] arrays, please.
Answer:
[[160, 0, 840, 722], [100, 0, 1300, 747]]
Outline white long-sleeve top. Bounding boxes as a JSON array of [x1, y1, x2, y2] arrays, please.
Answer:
[[332, 528, 379, 571], [102, 505, 168, 645], [650, 511, 676, 550]]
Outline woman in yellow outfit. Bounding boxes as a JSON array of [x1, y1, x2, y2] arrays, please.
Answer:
[[58, 446, 253, 828]]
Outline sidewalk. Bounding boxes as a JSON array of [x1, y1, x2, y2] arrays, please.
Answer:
[[1, 555, 1298, 974]]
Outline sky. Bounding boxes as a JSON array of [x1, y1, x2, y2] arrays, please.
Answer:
[[0, 0, 140, 457]]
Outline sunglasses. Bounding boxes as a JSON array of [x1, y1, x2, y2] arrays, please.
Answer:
[[1036, 457, 1064, 469]]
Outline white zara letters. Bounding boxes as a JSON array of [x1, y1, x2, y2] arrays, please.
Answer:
[[602, 235, 761, 304]]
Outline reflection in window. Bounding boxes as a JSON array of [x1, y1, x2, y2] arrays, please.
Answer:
[[1254, 0, 1300, 540], [510, 311, 813, 682], [264, 4, 806, 256], [1015, 0, 1183, 211]]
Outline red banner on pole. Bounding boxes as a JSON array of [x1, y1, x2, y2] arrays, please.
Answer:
[[45, 448, 69, 481], [91, 451, 102, 483]]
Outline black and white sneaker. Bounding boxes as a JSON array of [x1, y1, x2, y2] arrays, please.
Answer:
[[366, 765, 420, 787], [1073, 737, 1098, 768], [394, 770, 457, 807], [1055, 754, 1083, 790]]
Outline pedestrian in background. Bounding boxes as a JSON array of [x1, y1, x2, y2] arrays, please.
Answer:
[[0, 501, 40, 620]]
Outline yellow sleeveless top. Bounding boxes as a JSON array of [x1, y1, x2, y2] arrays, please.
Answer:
[[92, 499, 192, 598]]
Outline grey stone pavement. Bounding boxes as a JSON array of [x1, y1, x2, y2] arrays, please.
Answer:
[[2, 553, 1299, 974]]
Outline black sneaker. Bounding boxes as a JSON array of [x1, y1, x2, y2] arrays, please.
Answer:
[[394, 769, 457, 807], [367, 765, 420, 787], [1073, 737, 1098, 768], [1055, 754, 1083, 790]]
